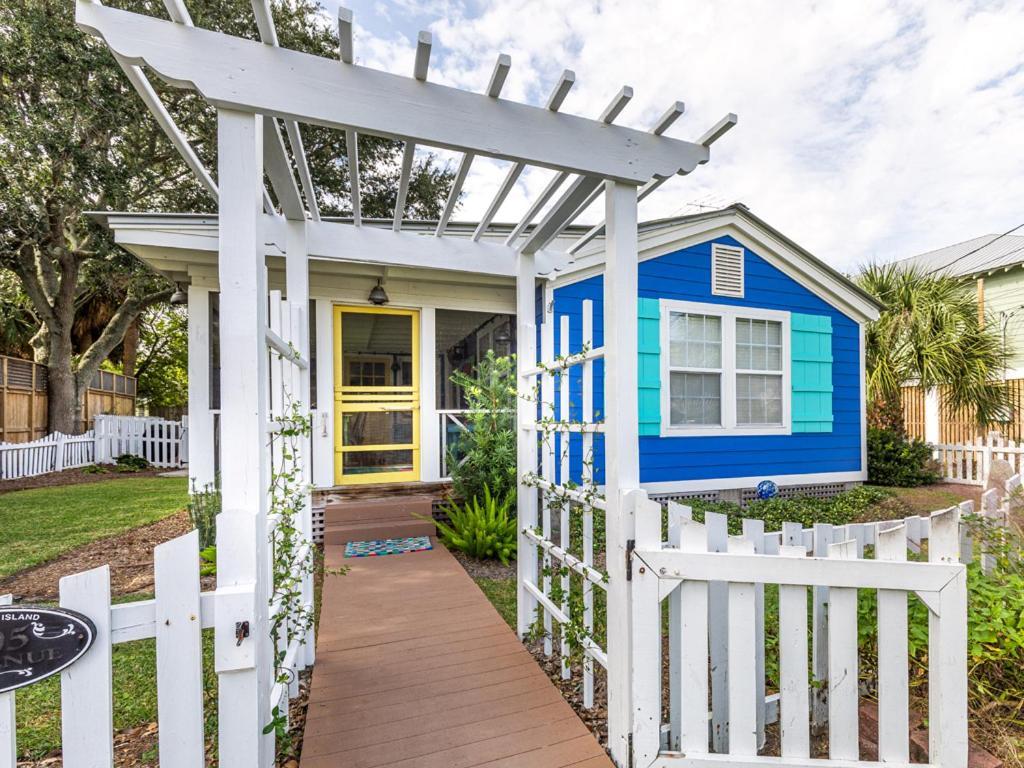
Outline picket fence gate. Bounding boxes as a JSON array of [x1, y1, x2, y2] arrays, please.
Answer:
[[0, 431, 95, 480], [932, 433, 1024, 485], [94, 414, 188, 469], [0, 524, 312, 768], [630, 494, 969, 768]]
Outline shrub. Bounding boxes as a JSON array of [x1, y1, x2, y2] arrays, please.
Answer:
[[867, 427, 940, 486], [199, 545, 217, 577], [448, 351, 517, 504], [114, 453, 150, 472], [687, 485, 895, 535], [430, 485, 517, 564], [188, 482, 220, 549]]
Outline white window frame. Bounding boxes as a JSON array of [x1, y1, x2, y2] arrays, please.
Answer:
[[660, 299, 791, 437]]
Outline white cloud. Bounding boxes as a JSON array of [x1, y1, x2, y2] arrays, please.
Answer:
[[326, 0, 1024, 271]]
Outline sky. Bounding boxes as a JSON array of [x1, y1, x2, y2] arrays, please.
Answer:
[[317, 0, 1024, 272]]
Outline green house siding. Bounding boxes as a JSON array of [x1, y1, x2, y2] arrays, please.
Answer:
[[791, 313, 834, 432], [638, 298, 661, 435], [982, 267, 1024, 373]]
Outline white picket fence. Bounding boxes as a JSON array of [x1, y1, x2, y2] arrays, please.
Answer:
[[94, 414, 188, 469], [0, 431, 95, 480], [0, 523, 313, 766], [0, 415, 187, 481], [631, 494, 970, 768], [933, 433, 1024, 485]]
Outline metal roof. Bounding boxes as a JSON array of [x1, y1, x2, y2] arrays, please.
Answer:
[[897, 233, 1024, 278]]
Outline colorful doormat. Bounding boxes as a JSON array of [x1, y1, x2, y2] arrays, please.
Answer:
[[344, 536, 433, 558]]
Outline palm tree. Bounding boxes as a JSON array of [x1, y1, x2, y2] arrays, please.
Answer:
[[856, 263, 1009, 432]]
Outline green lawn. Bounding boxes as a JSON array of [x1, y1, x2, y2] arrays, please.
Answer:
[[0, 476, 188, 579], [475, 577, 517, 628]]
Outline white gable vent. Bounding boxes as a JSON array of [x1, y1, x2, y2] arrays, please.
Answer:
[[711, 243, 744, 297]]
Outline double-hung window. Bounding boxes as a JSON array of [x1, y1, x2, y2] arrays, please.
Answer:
[[662, 301, 790, 435]]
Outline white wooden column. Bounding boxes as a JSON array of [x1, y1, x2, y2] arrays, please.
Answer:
[[312, 298, 335, 487], [187, 284, 216, 489], [515, 253, 539, 638], [285, 220, 315, 667], [214, 108, 274, 768], [420, 306, 440, 482], [603, 179, 640, 767]]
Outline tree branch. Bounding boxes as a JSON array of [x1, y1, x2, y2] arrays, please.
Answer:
[[75, 288, 172, 388]]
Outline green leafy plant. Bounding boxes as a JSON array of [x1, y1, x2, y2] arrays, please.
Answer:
[[199, 545, 217, 577], [684, 485, 895, 534], [448, 352, 517, 504], [187, 482, 220, 549], [867, 427, 940, 486], [431, 485, 517, 564], [114, 453, 150, 472]]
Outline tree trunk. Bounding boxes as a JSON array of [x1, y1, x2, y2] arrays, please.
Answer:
[[122, 317, 140, 377], [47, 359, 79, 434]]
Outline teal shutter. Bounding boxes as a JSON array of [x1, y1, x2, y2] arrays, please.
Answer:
[[791, 313, 833, 432], [638, 298, 661, 436]]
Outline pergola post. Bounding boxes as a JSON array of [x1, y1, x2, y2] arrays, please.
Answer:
[[285, 219, 315, 667], [214, 108, 274, 768], [603, 180, 641, 767], [187, 284, 216, 489], [515, 253, 539, 638], [420, 306, 440, 482]]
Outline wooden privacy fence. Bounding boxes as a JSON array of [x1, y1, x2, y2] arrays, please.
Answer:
[[0, 355, 137, 443], [932, 433, 1024, 485], [902, 379, 1024, 443], [0, 431, 95, 480], [0, 523, 314, 766]]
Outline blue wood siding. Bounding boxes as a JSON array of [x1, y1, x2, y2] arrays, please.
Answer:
[[549, 235, 863, 485]]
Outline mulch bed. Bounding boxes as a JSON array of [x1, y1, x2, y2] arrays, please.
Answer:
[[448, 547, 517, 579], [0, 510, 212, 603], [0, 466, 169, 495]]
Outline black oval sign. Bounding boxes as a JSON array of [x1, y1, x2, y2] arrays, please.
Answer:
[[0, 606, 96, 693]]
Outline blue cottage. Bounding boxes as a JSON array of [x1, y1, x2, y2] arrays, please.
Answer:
[[545, 204, 881, 503]]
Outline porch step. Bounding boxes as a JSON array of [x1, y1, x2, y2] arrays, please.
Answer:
[[323, 519, 436, 545], [322, 495, 435, 525]]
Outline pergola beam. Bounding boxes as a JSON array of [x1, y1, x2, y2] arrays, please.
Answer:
[[337, 7, 354, 64], [262, 117, 304, 219], [414, 31, 432, 81], [250, 0, 320, 221], [471, 71, 577, 243], [346, 130, 361, 225], [76, 2, 709, 183], [436, 54, 512, 237], [568, 111, 739, 254]]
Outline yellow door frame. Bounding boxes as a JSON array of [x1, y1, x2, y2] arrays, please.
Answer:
[[333, 305, 420, 485]]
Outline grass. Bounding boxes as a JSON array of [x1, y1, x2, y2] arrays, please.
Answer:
[[872, 484, 974, 515], [0, 476, 188, 579], [475, 577, 517, 628]]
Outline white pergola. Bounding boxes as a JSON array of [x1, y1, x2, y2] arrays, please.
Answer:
[[76, 2, 735, 766]]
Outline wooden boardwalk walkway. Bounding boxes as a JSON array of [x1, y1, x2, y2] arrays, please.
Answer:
[[301, 540, 613, 768]]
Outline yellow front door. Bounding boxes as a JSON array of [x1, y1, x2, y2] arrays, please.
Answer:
[[333, 306, 420, 485]]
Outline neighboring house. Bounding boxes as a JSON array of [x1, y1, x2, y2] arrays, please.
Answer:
[[93, 203, 879, 502], [898, 233, 1024, 379]]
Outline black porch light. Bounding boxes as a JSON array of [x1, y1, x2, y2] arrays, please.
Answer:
[[368, 278, 389, 305], [169, 283, 188, 305]]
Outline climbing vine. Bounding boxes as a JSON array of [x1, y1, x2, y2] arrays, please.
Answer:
[[519, 340, 609, 661], [264, 352, 316, 751]]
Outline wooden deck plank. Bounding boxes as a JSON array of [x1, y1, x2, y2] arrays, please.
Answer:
[[301, 539, 612, 768]]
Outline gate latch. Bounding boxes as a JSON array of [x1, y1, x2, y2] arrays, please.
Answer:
[[235, 620, 250, 646], [625, 539, 635, 580]]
